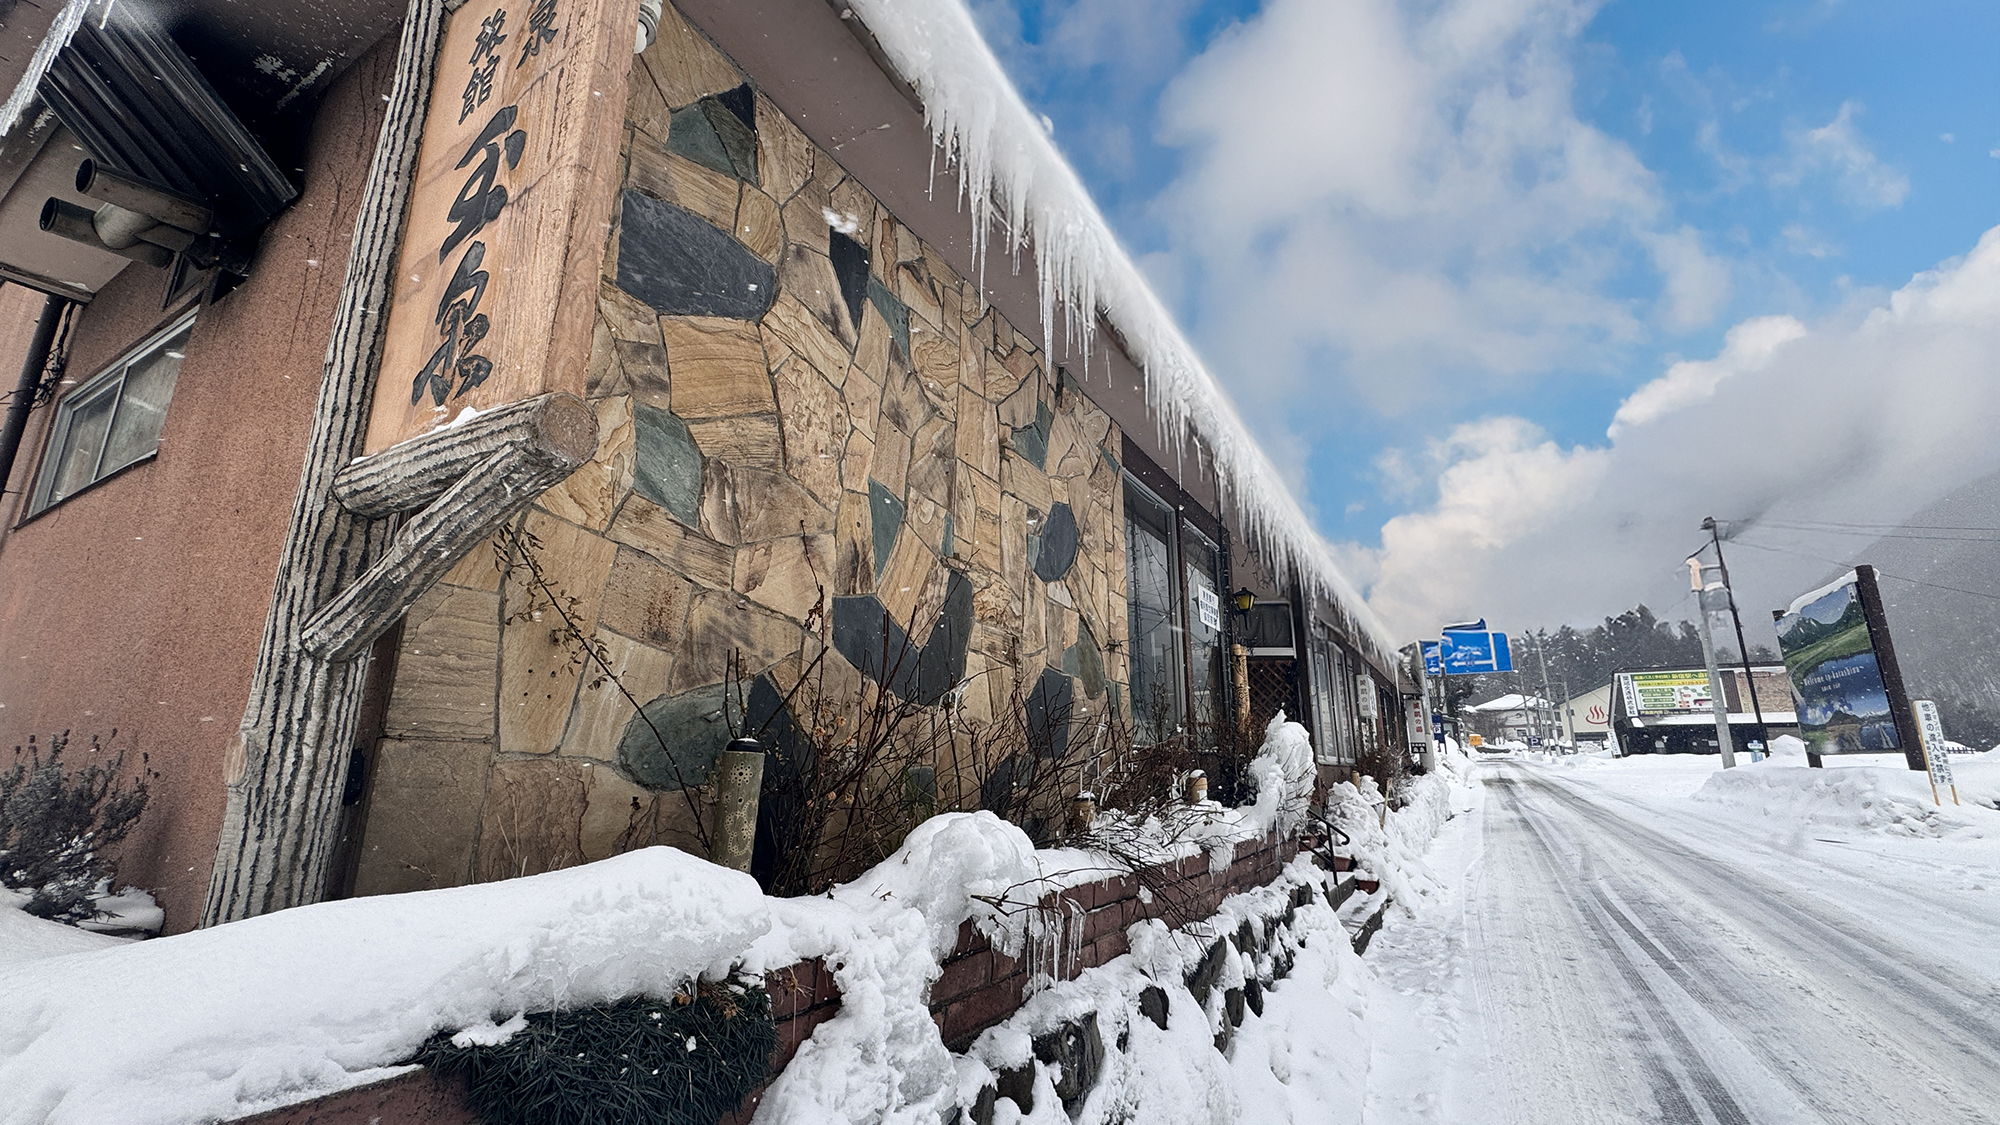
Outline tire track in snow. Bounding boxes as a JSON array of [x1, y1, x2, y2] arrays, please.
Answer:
[[1492, 774, 1751, 1125], [1526, 770, 2000, 1064], [1505, 765, 2000, 1125]]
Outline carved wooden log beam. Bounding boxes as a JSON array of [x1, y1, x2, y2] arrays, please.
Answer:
[[303, 394, 598, 660], [332, 392, 597, 518], [203, 0, 451, 927]]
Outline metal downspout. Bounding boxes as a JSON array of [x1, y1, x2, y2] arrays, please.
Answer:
[[0, 292, 68, 504]]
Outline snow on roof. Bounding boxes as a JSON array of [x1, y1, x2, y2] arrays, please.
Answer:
[[1784, 569, 1860, 617], [1467, 693, 1555, 712], [846, 0, 1401, 667], [0, 0, 89, 138]]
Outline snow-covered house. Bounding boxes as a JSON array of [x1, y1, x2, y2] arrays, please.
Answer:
[[1561, 680, 1617, 748], [1464, 693, 1559, 745], [0, 0, 1404, 931]]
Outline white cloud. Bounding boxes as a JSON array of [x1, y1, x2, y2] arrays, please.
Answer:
[[970, 0, 1204, 182], [1150, 0, 1702, 423], [1645, 225, 1733, 330], [1352, 226, 2000, 639], [1775, 100, 1910, 208], [1355, 418, 1611, 634], [1781, 223, 1838, 258], [1606, 314, 1805, 437]]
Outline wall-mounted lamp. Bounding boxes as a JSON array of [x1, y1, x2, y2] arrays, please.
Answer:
[[1231, 587, 1256, 613]]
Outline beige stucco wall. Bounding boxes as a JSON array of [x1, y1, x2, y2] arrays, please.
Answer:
[[0, 40, 398, 930]]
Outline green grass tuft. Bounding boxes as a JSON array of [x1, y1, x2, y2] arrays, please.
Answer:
[[417, 980, 777, 1125]]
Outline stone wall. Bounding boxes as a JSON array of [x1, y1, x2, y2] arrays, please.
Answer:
[[352, 3, 1134, 894]]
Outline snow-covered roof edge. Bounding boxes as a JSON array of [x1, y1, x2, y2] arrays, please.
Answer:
[[844, 0, 1403, 670], [0, 0, 91, 138]]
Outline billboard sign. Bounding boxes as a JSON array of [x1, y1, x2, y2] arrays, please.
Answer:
[[1772, 567, 1917, 762], [1618, 669, 1716, 716], [1440, 629, 1514, 674]]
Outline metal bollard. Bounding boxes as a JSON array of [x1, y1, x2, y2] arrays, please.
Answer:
[[710, 738, 765, 872]]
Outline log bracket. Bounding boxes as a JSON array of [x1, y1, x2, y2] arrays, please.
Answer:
[[300, 392, 598, 662]]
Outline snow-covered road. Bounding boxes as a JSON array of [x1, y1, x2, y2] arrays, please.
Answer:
[[1432, 757, 2000, 1125]]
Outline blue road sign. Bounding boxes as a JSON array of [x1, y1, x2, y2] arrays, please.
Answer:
[[1440, 629, 1515, 674], [1420, 641, 1442, 675]]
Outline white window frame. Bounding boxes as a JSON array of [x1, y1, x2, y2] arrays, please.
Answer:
[[28, 311, 196, 516]]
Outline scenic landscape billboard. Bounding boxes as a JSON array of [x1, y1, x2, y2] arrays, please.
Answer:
[[1772, 566, 1919, 764]]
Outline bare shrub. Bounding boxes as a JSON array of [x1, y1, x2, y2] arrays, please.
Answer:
[[0, 732, 149, 922]]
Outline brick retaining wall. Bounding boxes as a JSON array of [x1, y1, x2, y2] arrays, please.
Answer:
[[242, 831, 1301, 1124]]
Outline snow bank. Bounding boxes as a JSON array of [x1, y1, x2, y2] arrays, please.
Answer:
[[936, 854, 1366, 1125], [742, 813, 1035, 1125], [1325, 754, 1470, 917], [0, 848, 769, 1125], [0, 721, 1327, 1125], [740, 718, 1319, 1125], [1690, 759, 2000, 839], [0, 889, 126, 966], [1241, 717, 1316, 840], [843, 0, 1399, 667]]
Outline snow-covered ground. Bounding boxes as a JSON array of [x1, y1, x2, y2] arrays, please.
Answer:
[[7, 744, 1992, 1124], [1331, 746, 2000, 1125], [0, 722, 1333, 1125]]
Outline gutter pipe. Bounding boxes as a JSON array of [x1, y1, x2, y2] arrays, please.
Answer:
[[0, 291, 69, 503]]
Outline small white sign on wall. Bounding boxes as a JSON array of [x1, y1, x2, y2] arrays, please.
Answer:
[[1195, 585, 1220, 632]]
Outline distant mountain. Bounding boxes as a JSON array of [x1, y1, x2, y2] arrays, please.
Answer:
[[1817, 467, 2000, 748]]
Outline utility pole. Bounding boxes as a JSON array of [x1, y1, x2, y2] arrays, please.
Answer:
[[1702, 517, 1769, 753], [1532, 631, 1560, 750], [1515, 667, 1531, 747], [1688, 556, 1738, 768]]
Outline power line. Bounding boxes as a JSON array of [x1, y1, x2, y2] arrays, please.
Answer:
[[1750, 518, 2000, 533], [1725, 538, 2000, 604], [1751, 522, 2000, 545]]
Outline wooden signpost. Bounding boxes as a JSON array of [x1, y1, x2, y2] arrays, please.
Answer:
[[205, 0, 636, 925], [1913, 699, 1960, 807], [364, 0, 630, 454]]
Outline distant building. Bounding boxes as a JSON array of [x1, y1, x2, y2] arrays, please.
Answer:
[[1611, 665, 1798, 755], [1561, 681, 1615, 748], [1464, 693, 1558, 744]]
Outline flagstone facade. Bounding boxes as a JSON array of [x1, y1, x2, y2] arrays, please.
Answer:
[[350, 8, 1134, 892]]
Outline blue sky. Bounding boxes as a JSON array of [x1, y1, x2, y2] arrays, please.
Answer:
[[966, 0, 2000, 636]]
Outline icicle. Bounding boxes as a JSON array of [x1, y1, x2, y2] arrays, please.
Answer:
[[845, 0, 1402, 668]]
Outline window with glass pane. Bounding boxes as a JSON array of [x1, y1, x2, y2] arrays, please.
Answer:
[[30, 317, 193, 515], [1181, 524, 1225, 734], [1123, 478, 1183, 744], [1329, 636, 1357, 765], [1309, 627, 1338, 764]]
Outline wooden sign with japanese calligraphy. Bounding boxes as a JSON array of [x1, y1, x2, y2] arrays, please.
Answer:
[[364, 0, 637, 454]]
